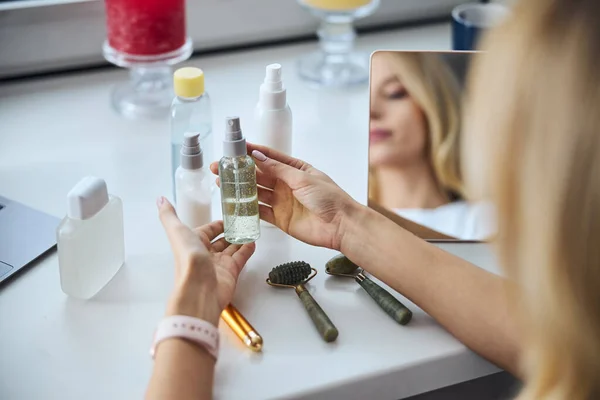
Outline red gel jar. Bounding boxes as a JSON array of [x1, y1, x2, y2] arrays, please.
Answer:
[[105, 0, 186, 56]]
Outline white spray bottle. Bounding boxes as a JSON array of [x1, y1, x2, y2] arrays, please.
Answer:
[[254, 63, 292, 155]]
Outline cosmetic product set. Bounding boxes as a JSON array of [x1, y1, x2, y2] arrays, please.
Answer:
[[168, 63, 294, 347], [56, 62, 293, 352], [170, 63, 292, 242], [266, 255, 412, 343]]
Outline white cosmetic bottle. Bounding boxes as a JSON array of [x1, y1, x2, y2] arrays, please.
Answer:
[[57, 177, 125, 299], [254, 63, 292, 155], [175, 131, 212, 229]]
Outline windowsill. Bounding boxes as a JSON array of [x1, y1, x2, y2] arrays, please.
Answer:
[[0, 0, 94, 11], [0, 0, 465, 79]]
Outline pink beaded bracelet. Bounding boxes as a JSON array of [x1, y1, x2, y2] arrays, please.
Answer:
[[150, 315, 219, 360]]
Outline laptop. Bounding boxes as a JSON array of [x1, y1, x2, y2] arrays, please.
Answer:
[[0, 196, 60, 284]]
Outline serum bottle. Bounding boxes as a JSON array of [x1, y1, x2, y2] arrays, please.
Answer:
[[218, 117, 261, 244], [175, 131, 212, 229], [254, 63, 292, 155], [57, 177, 125, 299]]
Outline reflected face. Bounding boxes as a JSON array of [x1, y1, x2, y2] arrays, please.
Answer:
[[369, 54, 428, 168]]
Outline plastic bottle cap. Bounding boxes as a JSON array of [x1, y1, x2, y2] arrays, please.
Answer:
[[181, 132, 204, 170], [174, 67, 205, 98], [67, 176, 109, 220]]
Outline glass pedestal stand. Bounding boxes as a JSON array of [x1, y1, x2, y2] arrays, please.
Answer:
[[103, 38, 193, 119], [296, 0, 380, 88]]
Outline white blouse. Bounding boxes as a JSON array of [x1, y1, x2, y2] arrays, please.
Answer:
[[394, 201, 496, 240]]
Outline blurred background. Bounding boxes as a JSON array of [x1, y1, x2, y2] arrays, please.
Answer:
[[0, 0, 507, 80]]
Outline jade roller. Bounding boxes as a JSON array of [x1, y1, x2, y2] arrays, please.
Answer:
[[326, 254, 413, 325], [266, 261, 339, 342]]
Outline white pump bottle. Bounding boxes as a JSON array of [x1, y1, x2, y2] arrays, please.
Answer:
[[254, 63, 293, 155], [175, 131, 212, 229]]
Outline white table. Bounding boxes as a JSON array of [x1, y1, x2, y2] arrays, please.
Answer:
[[0, 23, 501, 400]]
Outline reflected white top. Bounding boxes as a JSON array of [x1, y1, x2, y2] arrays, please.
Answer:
[[395, 201, 496, 240]]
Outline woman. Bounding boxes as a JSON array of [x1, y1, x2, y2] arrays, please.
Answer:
[[369, 51, 494, 240], [148, 0, 600, 398]]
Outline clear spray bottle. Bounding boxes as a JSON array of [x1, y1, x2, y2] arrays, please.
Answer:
[[218, 117, 261, 244]]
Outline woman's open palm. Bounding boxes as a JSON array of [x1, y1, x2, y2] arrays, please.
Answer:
[[157, 198, 255, 311]]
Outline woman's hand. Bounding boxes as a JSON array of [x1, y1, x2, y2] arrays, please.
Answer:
[[157, 197, 256, 325], [210, 143, 360, 250]]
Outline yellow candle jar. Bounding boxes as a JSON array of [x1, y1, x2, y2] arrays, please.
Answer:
[[304, 0, 372, 10]]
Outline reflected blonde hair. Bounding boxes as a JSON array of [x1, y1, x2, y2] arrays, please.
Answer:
[[369, 52, 463, 203], [463, 0, 600, 398]]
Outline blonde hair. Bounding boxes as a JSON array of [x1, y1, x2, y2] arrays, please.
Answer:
[[463, 0, 600, 398], [369, 51, 463, 203]]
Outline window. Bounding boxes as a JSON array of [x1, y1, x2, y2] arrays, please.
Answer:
[[0, 0, 466, 79]]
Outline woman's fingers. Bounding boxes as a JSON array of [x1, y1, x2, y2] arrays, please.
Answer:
[[210, 162, 219, 176], [258, 186, 274, 206], [210, 237, 229, 253], [259, 204, 275, 225], [247, 142, 309, 171], [157, 196, 188, 247], [251, 150, 307, 190], [195, 220, 225, 242], [231, 243, 256, 273], [223, 243, 242, 256]]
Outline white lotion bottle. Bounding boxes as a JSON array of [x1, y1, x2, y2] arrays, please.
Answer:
[[254, 63, 292, 155], [175, 131, 212, 229], [57, 177, 125, 299]]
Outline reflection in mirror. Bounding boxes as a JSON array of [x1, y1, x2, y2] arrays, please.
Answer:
[[368, 51, 495, 241]]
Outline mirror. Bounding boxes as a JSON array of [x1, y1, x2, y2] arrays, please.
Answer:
[[368, 51, 495, 241]]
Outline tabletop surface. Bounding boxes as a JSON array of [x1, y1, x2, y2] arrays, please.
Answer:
[[0, 22, 500, 400]]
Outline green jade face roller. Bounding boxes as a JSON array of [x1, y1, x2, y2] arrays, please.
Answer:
[[266, 261, 339, 343], [326, 254, 413, 325]]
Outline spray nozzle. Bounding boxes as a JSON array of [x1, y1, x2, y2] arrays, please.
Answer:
[[262, 63, 283, 91], [222, 116, 247, 158], [225, 116, 243, 141]]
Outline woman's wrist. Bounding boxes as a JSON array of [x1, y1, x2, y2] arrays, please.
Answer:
[[337, 200, 374, 253], [166, 279, 221, 326]]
